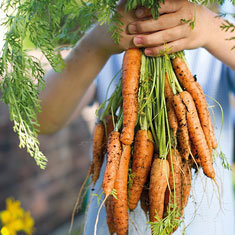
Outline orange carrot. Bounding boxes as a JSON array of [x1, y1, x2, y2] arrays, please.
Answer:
[[195, 82, 217, 149], [180, 91, 215, 179], [103, 115, 116, 154], [164, 75, 178, 139], [173, 94, 190, 160], [172, 57, 212, 154], [92, 121, 105, 185], [149, 157, 170, 222], [102, 131, 122, 196], [128, 130, 154, 210], [140, 185, 150, 215], [166, 149, 182, 213], [181, 161, 191, 213], [105, 195, 116, 234], [120, 48, 141, 145], [113, 144, 131, 235]]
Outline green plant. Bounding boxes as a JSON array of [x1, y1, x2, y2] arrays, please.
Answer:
[[0, 0, 234, 169]]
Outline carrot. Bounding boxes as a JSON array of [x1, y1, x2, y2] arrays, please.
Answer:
[[92, 121, 105, 185], [190, 142, 201, 165], [164, 73, 174, 99], [120, 48, 141, 145], [180, 91, 215, 179], [164, 75, 178, 139], [166, 149, 182, 213], [102, 131, 122, 196], [149, 157, 170, 222], [105, 195, 116, 234], [173, 94, 190, 160], [172, 57, 212, 154], [181, 161, 191, 214], [113, 144, 131, 235], [195, 82, 217, 149], [128, 130, 154, 210], [208, 117, 218, 149], [103, 115, 116, 153], [140, 185, 150, 216]]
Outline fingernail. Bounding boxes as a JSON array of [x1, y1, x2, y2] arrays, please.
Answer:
[[145, 48, 153, 56], [135, 8, 144, 18], [134, 37, 143, 46], [128, 24, 136, 34]]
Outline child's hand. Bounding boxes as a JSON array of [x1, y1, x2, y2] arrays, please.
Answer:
[[127, 0, 217, 56]]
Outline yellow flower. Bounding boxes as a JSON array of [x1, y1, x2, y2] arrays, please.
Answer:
[[0, 198, 35, 235], [0, 211, 11, 225], [0, 225, 17, 235], [6, 199, 24, 219], [0, 226, 10, 235], [23, 212, 35, 235]]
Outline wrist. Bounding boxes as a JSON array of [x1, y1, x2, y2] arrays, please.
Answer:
[[202, 10, 224, 51], [83, 24, 122, 57]]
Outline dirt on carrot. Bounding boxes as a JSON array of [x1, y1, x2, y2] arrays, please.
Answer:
[[120, 48, 141, 145], [128, 130, 154, 210], [113, 144, 131, 235]]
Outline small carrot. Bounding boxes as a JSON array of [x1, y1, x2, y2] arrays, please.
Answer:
[[173, 94, 190, 160], [105, 195, 116, 234], [128, 130, 154, 210], [140, 185, 150, 216], [149, 157, 170, 222], [164, 75, 178, 139], [166, 149, 182, 213], [103, 115, 116, 153], [102, 131, 122, 196], [180, 91, 215, 179], [113, 144, 131, 235], [120, 48, 141, 145], [195, 82, 217, 149], [92, 121, 105, 185], [181, 161, 192, 214], [172, 57, 212, 154]]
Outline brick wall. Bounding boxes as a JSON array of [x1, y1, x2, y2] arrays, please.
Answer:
[[0, 101, 96, 235]]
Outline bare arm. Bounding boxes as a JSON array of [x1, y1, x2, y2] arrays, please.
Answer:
[[38, 3, 135, 134], [38, 27, 110, 134]]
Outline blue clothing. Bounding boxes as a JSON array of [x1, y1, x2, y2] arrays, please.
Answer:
[[84, 48, 235, 235]]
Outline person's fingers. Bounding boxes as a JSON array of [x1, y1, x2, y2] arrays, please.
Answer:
[[143, 38, 190, 56], [128, 12, 184, 34], [133, 24, 191, 48], [135, 0, 183, 18]]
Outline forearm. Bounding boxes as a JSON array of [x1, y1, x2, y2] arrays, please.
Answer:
[[204, 14, 235, 70], [38, 26, 111, 134]]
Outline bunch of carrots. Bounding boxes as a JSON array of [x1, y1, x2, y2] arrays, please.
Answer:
[[90, 48, 219, 235]]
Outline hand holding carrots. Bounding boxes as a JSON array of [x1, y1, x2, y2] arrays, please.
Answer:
[[126, 0, 235, 69]]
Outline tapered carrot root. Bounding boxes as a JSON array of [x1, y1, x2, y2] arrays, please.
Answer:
[[105, 195, 116, 234], [128, 130, 154, 210], [113, 144, 131, 235], [164, 75, 178, 139], [172, 57, 212, 153], [140, 185, 150, 216], [92, 121, 105, 185], [166, 149, 183, 212], [173, 94, 190, 160], [208, 118, 218, 149], [149, 157, 170, 222], [103, 115, 116, 154], [103, 131, 122, 196], [181, 161, 192, 214], [120, 48, 141, 145], [180, 91, 215, 179], [195, 82, 217, 149]]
